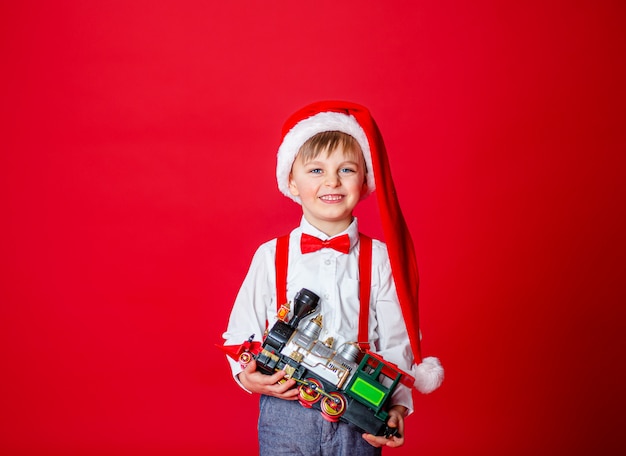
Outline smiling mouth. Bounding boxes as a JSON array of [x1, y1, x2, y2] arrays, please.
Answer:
[[319, 194, 344, 202]]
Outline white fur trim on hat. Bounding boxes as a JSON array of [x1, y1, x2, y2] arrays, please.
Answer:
[[411, 357, 444, 394], [276, 111, 376, 203]]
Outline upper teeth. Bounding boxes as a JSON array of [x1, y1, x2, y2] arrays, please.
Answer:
[[321, 195, 342, 201]]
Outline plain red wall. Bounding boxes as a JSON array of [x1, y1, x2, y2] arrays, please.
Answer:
[[1, 1, 624, 454]]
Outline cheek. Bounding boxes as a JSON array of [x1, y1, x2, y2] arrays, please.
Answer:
[[348, 175, 367, 193]]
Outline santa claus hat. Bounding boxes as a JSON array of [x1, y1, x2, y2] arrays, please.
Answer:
[[276, 100, 444, 394], [277, 110, 376, 203]]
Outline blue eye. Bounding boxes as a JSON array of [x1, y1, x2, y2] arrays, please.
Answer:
[[310, 169, 323, 174], [340, 168, 355, 174]]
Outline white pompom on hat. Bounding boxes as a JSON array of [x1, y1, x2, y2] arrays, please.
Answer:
[[276, 101, 444, 394]]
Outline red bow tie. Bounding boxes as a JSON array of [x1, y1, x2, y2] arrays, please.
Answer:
[[300, 233, 351, 254]]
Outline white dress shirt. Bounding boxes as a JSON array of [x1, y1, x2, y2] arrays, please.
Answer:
[[222, 216, 414, 411]]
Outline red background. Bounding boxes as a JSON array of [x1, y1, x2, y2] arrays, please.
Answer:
[[1, 1, 625, 454]]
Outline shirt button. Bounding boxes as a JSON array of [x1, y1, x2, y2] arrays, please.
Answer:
[[324, 259, 331, 265], [324, 293, 330, 300]]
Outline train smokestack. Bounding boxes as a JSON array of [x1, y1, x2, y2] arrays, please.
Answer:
[[289, 288, 319, 329]]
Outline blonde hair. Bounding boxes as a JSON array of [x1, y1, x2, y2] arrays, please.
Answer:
[[296, 131, 365, 168]]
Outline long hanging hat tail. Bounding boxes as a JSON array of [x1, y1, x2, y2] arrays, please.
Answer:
[[348, 106, 423, 358], [348, 104, 444, 394], [279, 101, 443, 393]]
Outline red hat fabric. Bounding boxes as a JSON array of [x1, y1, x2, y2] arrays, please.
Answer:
[[276, 100, 443, 393]]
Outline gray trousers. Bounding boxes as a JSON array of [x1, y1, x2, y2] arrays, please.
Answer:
[[258, 395, 383, 456]]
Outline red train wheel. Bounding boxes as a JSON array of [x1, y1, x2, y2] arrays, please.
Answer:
[[239, 352, 252, 367], [298, 378, 323, 408], [320, 392, 346, 422]]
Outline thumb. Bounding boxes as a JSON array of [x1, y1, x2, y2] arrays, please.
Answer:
[[388, 410, 405, 429]]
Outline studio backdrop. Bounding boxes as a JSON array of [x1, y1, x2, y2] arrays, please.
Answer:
[[1, 1, 624, 455]]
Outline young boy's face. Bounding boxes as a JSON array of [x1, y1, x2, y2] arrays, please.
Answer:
[[288, 144, 368, 236]]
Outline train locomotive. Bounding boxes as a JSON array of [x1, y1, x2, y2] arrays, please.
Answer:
[[222, 288, 415, 438]]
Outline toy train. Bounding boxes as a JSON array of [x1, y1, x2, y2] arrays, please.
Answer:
[[221, 288, 415, 438]]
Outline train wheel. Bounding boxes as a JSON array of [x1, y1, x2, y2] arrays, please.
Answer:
[[320, 392, 346, 422], [298, 378, 322, 408], [238, 352, 252, 367]]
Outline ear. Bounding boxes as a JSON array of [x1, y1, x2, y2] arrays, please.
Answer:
[[288, 175, 300, 197]]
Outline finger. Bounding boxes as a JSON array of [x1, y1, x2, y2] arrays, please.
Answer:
[[395, 415, 405, 437], [273, 377, 296, 391], [387, 410, 405, 434], [385, 428, 404, 447], [361, 434, 382, 448], [282, 388, 300, 399], [362, 431, 404, 449], [384, 425, 405, 448], [387, 435, 405, 448], [275, 383, 300, 400], [267, 369, 289, 385]]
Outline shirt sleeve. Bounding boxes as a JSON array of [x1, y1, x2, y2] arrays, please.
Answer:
[[221, 240, 276, 389], [369, 241, 416, 414]]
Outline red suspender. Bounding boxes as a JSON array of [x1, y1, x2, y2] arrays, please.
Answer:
[[275, 234, 290, 306], [274, 233, 373, 348], [358, 234, 372, 350]]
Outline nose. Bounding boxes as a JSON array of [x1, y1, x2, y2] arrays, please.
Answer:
[[324, 173, 340, 187]]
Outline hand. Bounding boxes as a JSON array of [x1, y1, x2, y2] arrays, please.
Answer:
[[238, 358, 300, 400], [362, 405, 407, 448]]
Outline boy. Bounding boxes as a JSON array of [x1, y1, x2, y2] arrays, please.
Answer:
[[222, 101, 443, 455]]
